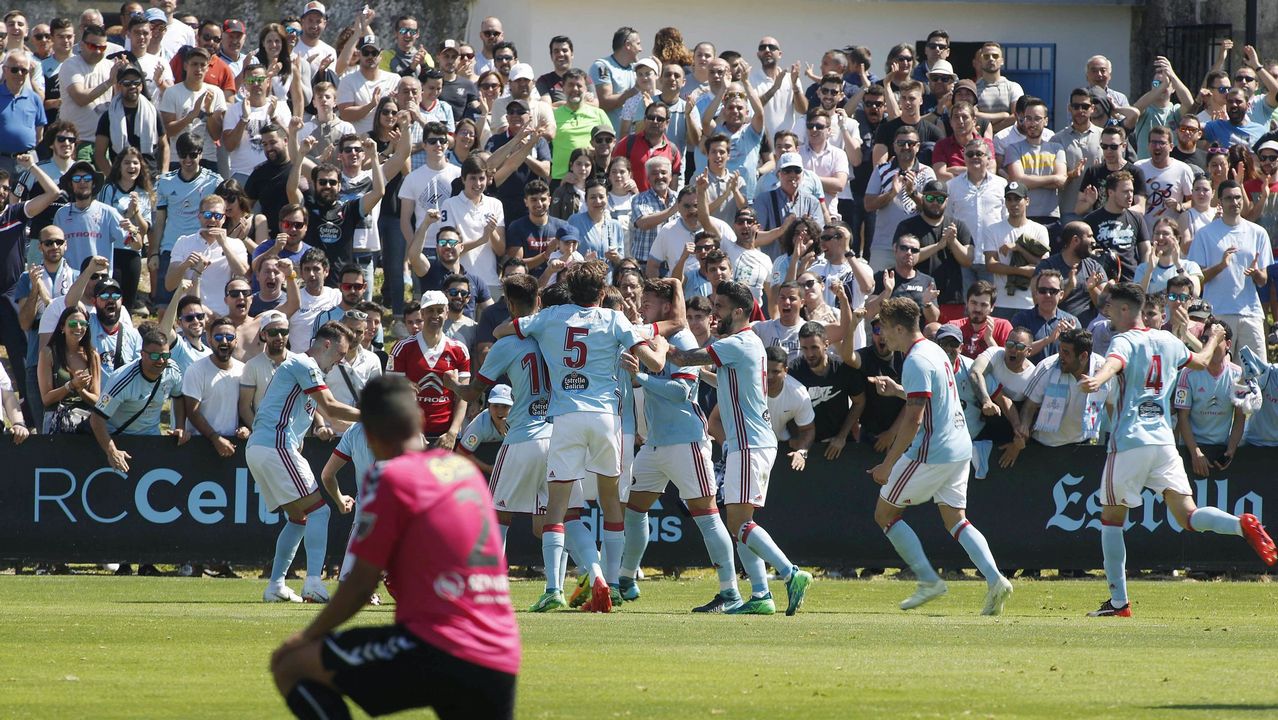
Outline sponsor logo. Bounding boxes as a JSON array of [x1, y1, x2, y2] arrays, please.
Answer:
[[1047, 473, 1263, 533], [1137, 400, 1161, 419], [529, 398, 548, 417], [434, 571, 466, 601], [562, 372, 589, 391]]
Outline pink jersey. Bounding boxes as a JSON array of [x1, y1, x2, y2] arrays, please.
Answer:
[[350, 449, 520, 675]]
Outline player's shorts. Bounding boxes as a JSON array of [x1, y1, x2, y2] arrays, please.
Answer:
[[246, 444, 317, 512], [321, 624, 516, 719], [1101, 445, 1192, 508], [631, 441, 716, 500], [581, 433, 634, 503], [880, 456, 969, 509], [722, 447, 777, 507], [489, 438, 550, 515], [548, 411, 623, 483]]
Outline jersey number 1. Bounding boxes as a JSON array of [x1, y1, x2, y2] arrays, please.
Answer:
[[1144, 354, 1163, 393], [521, 352, 552, 394]]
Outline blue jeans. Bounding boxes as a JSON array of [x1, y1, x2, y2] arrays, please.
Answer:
[[377, 211, 408, 313], [843, 196, 876, 259], [154, 251, 175, 305]]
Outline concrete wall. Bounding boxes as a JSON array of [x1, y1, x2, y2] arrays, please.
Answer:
[[469, 0, 1133, 128]]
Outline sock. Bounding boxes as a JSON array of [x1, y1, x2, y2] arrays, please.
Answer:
[[737, 541, 770, 596], [694, 511, 738, 593], [270, 521, 305, 584], [303, 504, 331, 581], [601, 521, 625, 585], [951, 520, 1001, 587], [541, 525, 565, 592], [740, 522, 794, 582], [885, 519, 940, 584], [1187, 507, 1242, 536], [498, 522, 509, 554], [563, 518, 600, 580], [621, 508, 649, 578], [285, 680, 352, 720], [559, 549, 570, 589], [1101, 522, 1128, 607]]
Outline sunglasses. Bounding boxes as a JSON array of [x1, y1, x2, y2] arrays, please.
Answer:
[[398, 27, 418, 36], [965, 151, 987, 159], [928, 75, 954, 83], [89, 273, 107, 281], [1100, 143, 1122, 150], [1260, 155, 1278, 163], [437, 238, 460, 247], [494, 55, 515, 62], [201, 210, 225, 220], [593, 136, 614, 144], [69, 174, 94, 183], [922, 194, 947, 203], [181, 312, 207, 322], [144, 350, 172, 362], [800, 279, 819, 289], [896, 246, 921, 254], [84, 41, 107, 51], [807, 124, 828, 131], [1036, 287, 1061, 296], [201, 34, 221, 42], [446, 288, 471, 298], [341, 282, 367, 292], [245, 75, 266, 85], [264, 327, 289, 338], [863, 101, 885, 108], [33, 33, 49, 40], [758, 43, 779, 51], [927, 42, 949, 50], [1213, 86, 1230, 93], [340, 145, 364, 153], [893, 55, 914, 63], [5, 66, 27, 75], [459, 52, 475, 59], [344, 309, 369, 321], [212, 333, 235, 342], [818, 88, 840, 96], [281, 220, 305, 231], [1168, 292, 1191, 302], [97, 292, 122, 301], [180, 151, 201, 159], [120, 79, 142, 88], [819, 233, 839, 241], [1005, 341, 1028, 351], [315, 178, 340, 187], [41, 238, 65, 246], [645, 115, 668, 123], [425, 136, 448, 146], [226, 289, 252, 298], [1235, 75, 1256, 82], [66, 319, 89, 329], [734, 216, 756, 225], [895, 140, 918, 148], [378, 107, 398, 115], [1070, 103, 1092, 110], [360, 47, 379, 57], [482, 30, 502, 36], [693, 244, 715, 252], [1178, 126, 1201, 133]]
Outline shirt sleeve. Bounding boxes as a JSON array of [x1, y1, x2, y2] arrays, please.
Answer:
[[1173, 368, 1193, 409], [706, 334, 735, 368], [334, 428, 355, 460], [181, 364, 204, 402], [612, 311, 646, 351], [902, 356, 931, 397], [298, 358, 328, 393], [1107, 333, 1133, 369], [512, 310, 542, 340], [794, 392, 816, 426]]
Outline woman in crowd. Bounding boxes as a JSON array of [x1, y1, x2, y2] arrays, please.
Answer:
[[767, 216, 821, 317], [652, 26, 694, 78], [568, 177, 625, 266], [798, 270, 838, 323], [606, 156, 637, 236], [880, 42, 916, 94], [550, 148, 593, 219], [474, 70, 505, 121], [216, 178, 268, 254], [1136, 217, 1202, 295], [97, 147, 153, 312], [449, 118, 481, 168], [38, 306, 101, 435], [1182, 174, 1218, 252]]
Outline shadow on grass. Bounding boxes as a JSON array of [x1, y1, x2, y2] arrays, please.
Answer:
[[1154, 705, 1278, 712]]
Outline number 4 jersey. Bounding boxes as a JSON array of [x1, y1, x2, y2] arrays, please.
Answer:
[[1106, 327, 1190, 452], [513, 304, 647, 417]]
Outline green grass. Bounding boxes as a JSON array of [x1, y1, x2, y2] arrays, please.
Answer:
[[2, 574, 1276, 719]]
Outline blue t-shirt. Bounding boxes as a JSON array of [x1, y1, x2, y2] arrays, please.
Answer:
[[155, 168, 223, 253], [566, 211, 624, 261], [505, 215, 576, 275], [247, 354, 327, 450], [55, 201, 127, 273], [636, 328, 706, 446], [514, 304, 645, 417], [1174, 363, 1242, 446], [0, 82, 47, 152], [90, 316, 142, 378], [93, 359, 183, 435], [1203, 118, 1267, 148], [707, 327, 776, 454], [169, 335, 211, 375], [1106, 328, 1191, 452], [589, 54, 636, 131], [459, 409, 504, 453], [901, 338, 971, 464], [474, 334, 553, 444], [1008, 307, 1081, 364]]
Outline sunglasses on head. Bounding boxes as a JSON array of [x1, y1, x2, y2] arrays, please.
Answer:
[[344, 309, 369, 321], [226, 288, 252, 298], [181, 312, 206, 322], [212, 332, 235, 342], [265, 327, 289, 338], [446, 288, 470, 298], [201, 210, 224, 220]]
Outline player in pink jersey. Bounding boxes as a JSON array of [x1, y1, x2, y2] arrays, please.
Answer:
[[271, 375, 519, 720]]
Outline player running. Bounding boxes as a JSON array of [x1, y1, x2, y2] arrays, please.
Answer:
[[868, 298, 1014, 615], [1079, 282, 1276, 617], [494, 260, 668, 613], [247, 322, 360, 604], [271, 374, 519, 720], [617, 279, 742, 611], [658, 280, 813, 616]]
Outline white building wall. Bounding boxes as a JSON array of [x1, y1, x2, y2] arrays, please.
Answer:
[[466, 1, 1133, 129]]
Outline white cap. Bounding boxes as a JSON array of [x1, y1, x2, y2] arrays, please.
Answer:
[[635, 57, 661, 75], [508, 62, 534, 82], [302, 0, 326, 17], [1258, 140, 1278, 154], [488, 384, 514, 405], [260, 310, 289, 329], [778, 152, 803, 170], [420, 290, 448, 309], [928, 59, 957, 78]]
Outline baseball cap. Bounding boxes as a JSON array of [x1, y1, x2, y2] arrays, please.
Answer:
[[144, 8, 167, 24], [488, 384, 514, 406], [954, 79, 979, 99], [117, 64, 143, 80], [223, 19, 245, 34], [919, 179, 948, 196], [591, 125, 616, 141], [302, 1, 326, 17], [508, 62, 534, 82], [1258, 140, 1278, 154], [505, 99, 528, 114], [635, 57, 661, 75], [420, 290, 448, 309], [260, 310, 289, 329], [358, 35, 378, 51], [778, 152, 803, 170], [1188, 299, 1213, 320], [927, 59, 956, 79], [1004, 181, 1028, 199], [438, 38, 458, 52], [935, 324, 963, 344], [94, 278, 123, 296]]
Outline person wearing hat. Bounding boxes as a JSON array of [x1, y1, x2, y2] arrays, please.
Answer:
[[93, 63, 165, 173], [587, 124, 617, 176], [52, 160, 135, 274], [146, 0, 194, 60], [215, 19, 247, 75], [433, 38, 476, 119], [551, 67, 612, 180], [379, 14, 433, 78], [387, 288, 471, 447], [983, 180, 1050, 317], [454, 383, 515, 476], [238, 309, 293, 425], [893, 178, 973, 320], [490, 62, 554, 137], [617, 56, 660, 136], [88, 274, 143, 372], [753, 151, 822, 250], [920, 59, 957, 118], [335, 19, 401, 135], [297, 1, 337, 71]]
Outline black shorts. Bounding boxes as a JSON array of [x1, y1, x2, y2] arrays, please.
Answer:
[[320, 624, 516, 719]]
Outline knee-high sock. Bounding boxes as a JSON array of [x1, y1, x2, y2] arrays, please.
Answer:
[[1187, 506, 1242, 536], [740, 522, 794, 582], [621, 508, 649, 579], [737, 541, 770, 596], [541, 524, 564, 593], [286, 679, 352, 720], [270, 521, 305, 584], [601, 521, 625, 585], [885, 519, 940, 584], [563, 518, 600, 581], [694, 511, 738, 592], [1101, 522, 1128, 607], [951, 519, 1001, 587], [303, 504, 331, 580]]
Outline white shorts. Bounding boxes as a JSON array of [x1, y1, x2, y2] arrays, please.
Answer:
[[722, 447, 777, 507], [880, 456, 969, 509], [631, 442, 716, 500], [581, 433, 634, 503], [489, 437, 550, 515], [547, 411, 623, 483], [246, 444, 318, 512], [1101, 445, 1191, 509]]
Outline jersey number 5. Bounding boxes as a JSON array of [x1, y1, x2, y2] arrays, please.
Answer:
[[1144, 354, 1163, 393], [564, 327, 588, 369]]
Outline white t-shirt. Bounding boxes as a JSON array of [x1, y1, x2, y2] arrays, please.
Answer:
[[324, 347, 382, 434], [240, 350, 291, 417], [298, 38, 338, 72], [222, 100, 293, 177], [158, 82, 229, 159], [438, 192, 505, 288], [290, 287, 341, 351], [767, 374, 815, 441], [1134, 157, 1196, 231], [58, 53, 114, 141], [753, 316, 803, 363], [978, 346, 1037, 402], [182, 355, 246, 436], [648, 216, 736, 270], [981, 218, 1049, 311], [135, 52, 174, 101], [725, 244, 771, 303], [398, 162, 462, 249], [159, 22, 196, 61], [169, 231, 249, 316], [336, 68, 401, 134]]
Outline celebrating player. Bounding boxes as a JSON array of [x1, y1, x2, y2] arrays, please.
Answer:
[[270, 374, 519, 720], [495, 260, 668, 613], [246, 321, 360, 604], [1079, 282, 1276, 617], [868, 298, 1014, 615], [660, 280, 813, 616]]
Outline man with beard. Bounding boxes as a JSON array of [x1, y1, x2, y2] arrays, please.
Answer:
[[238, 310, 290, 426], [250, 203, 314, 289], [865, 126, 936, 272], [1015, 326, 1105, 451], [869, 233, 940, 327], [1010, 269, 1080, 363], [218, 275, 264, 359], [244, 123, 292, 236], [324, 309, 381, 436], [247, 320, 359, 604], [1076, 126, 1146, 215], [1035, 221, 1110, 326], [336, 31, 400, 136], [221, 63, 290, 184], [485, 111, 550, 224], [1204, 87, 1267, 148], [159, 293, 211, 373], [1085, 171, 1149, 283], [311, 264, 368, 340], [551, 68, 612, 181], [91, 326, 185, 473], [442, 274, 478, 350], [180, 314, 247, 457], [296, 1, 336, 71], [789, 321, 862, 460], [53, 160, 136, 273], [93, 64, 166, 174], [893, 179, 973, 321], [410, 221, 492, 311], [388, 288, 471, 445], [984, 181, 1050, 317], [946, 281, 1012, 360], [166, 194, 249, 315], [151, 131, 221, 306], [88, 277, 142, 376], [870, 81, 943, 168], [249, 256, 301, 317], [1132, 126, 1196, 232]]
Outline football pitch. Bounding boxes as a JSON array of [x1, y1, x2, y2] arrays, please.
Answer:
[[3, 574, 1276, 719]]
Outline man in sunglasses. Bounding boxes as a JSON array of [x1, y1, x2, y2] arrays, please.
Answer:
[[180, 314, 247, 458], [222, 63, 291, 184], [335, 31, 399, 136], [165, 194, 248, 315], [159, 293, 210, 373], [91, 326, 185, 472], [967, 325, 1037, 468], [1009, 269, 1080, 363], [866, 125, 936, 272], [93, 64, 166, 174], [442, 274, 478, 349], [1075, 125, 1145, 215], [58, 24, 126, 159], [312, 263, 370, 339], [238, 310, 292, 425], [378, 15, 433, 78], [323, 308, 380, 437], [14, 226, 79, 427], [413, 218, 493, 317], [151, 131, 220, 307], [0, 50, 46, 176], [612, 100, 681, 193], [53, 159, 135, 274], [90, 276, 142, 372]]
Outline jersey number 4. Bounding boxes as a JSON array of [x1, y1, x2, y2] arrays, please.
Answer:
[[564, 327, 588, 369], [1144, 354, 1163, 393]]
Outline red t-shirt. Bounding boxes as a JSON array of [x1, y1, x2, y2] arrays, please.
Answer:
[[613, 133, 683, 192], [932, 135, 995, 172], [388, 333, 471, 434], [947, 316, 1012, 359], [170, 50, 237, 96], [350, 450, 520, 675]]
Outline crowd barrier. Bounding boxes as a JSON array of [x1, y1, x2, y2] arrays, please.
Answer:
[[0, 436, 1272, 571]]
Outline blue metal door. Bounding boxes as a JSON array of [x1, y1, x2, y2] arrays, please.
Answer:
[[1003, 43, 1056, 123]]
